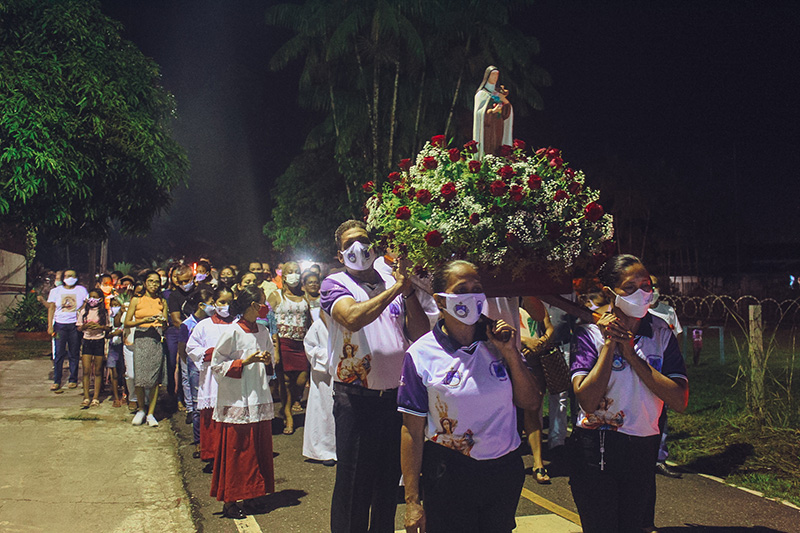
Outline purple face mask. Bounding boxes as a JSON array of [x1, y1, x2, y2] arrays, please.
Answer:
[[87, 297, 102, 307]]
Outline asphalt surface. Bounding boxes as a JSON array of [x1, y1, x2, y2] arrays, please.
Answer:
[[1, 356, 798, 532]]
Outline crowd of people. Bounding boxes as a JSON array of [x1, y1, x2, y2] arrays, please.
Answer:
[[42, 219, 689, 533]]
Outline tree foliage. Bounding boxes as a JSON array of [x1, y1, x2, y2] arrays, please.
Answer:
[[264, 0, 550, 251], [0, 0, 189, 240]]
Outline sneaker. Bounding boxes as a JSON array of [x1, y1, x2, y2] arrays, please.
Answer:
[[147, 414, 159, 427], [67, 382, 78, 389], [655, 462, 682, 478], [132, 410, 146, 426]]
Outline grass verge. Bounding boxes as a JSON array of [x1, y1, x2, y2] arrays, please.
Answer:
[[668, 328, 800, 506]]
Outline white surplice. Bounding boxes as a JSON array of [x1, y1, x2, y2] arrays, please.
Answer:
[[302, 318, 336, 461]]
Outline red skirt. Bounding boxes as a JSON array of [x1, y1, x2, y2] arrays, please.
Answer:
[[210, 420, 275, 502], [199, 408, 220, 461], [279, 337, 309, 372]]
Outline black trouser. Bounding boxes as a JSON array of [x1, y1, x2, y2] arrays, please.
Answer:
[[642, 406, 670, 528], [569, 427, 660, 533], [422, 441, 524, 533], [330, 383, 401, 533]]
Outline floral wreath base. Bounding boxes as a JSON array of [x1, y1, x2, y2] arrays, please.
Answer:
[[364, 135, 616, 288]]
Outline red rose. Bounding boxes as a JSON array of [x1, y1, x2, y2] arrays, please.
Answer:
[[567, 181, 582, 195], [387, 171, 401, 183], [546, 147, 560, 159], [447, 148, 461, 162], [506, 232, 519, 245], [549, 156, 563, 170], [425, 230, 443, 247], [398, 158, 412, 171], [423, 156, 438, 170], [498, 165, 515, 180], [527, 174, 542, 190], [469, 213, 480, 225], [415, 189, 432, 205], [392, 185, 403, 197], [440, 182, 457, 201], [535, 147, 547, 156], [489, 180, 508, 197], [464, 140, 479, 154], [431, 135, 446, 148], [468, 160, 482, 173], [584, 201, 605, 222], [509, 184, 525, 202], [395, 206, 411, 220], [554, 190, 569, 201], [498, 145, 513, 157], [513, 139, 526, 151], [362, 181, 374, 193], [407, 187, 416, 200], [488, 205, 501, 215], [564, 167, 575, 179]]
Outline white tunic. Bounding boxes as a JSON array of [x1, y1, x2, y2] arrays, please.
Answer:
[[211, 320, 275, 424], [302, 319, 336, 461], [187, 316, 233, 411]]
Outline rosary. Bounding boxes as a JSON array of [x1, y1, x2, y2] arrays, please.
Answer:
[[599, 430, 606, 471]]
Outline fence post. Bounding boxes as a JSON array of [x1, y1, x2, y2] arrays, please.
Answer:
[[748, 305, 765, 424]]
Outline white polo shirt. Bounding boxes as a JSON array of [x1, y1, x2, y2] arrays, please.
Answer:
[[397, 321, 520, 460]]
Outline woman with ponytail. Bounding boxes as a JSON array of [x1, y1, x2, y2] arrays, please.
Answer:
[[209, 285, 276, 519]]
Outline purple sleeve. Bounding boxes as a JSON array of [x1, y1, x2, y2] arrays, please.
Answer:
[[178, 323, 190, 344], [661, 333, 688, 380], [397, 353, 428, 417], [320, 277, 354, 315], [570, 326, 599, 376]]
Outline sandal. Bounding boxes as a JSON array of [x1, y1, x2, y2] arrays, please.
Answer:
[[283, 424, 294, 435], [112, 400, 122, 408], [81, 399, 90, 409], [90, 399, 100, 408], [534, 467, 551, 484], [291, 403, 304, 414]]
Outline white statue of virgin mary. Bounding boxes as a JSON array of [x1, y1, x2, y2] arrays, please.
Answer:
[[473, 65, 514, 157]]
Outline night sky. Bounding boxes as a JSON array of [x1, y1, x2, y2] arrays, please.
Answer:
[[85, 0, 799, 270]]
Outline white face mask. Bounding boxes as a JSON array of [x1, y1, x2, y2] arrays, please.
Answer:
[[587, 302, 600, 312], [63, 277, 78, 287], [650, 289, 660, 306], [341, 241, 376, 271], [436, 292, 487, 325], [195, 273, 208, 282], [111, 306, 121, 317], [614, 288, 653, 319], [285, 273, 301, 287], [181, 281, 194, 292], [202, 303, 216, 316], [215, 304, 230, 318], [160, 276, 168, 286]]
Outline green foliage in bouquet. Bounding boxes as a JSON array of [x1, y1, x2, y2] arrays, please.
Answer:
[[4, 292, 48, 332], [364, 136, 614, 278]]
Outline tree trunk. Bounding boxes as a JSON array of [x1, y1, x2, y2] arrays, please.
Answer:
[[444, 36, 471, 138], [640, 207, 650, 260], [100, 238, 108, 274], [329, 81, 339, 137], [354, 44, 373, 169], [748, 304, 766, 426], [371, 55, 380, 181], [387, 59, 400, 172], [412, 69, 426, 152], [87, 242, 97, 284]]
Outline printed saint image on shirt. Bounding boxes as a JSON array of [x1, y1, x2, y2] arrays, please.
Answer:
[[582, 396, 625, 430], [430, 394, 475, 456], [60, 294, 77, 312], [336, 332, 371, 388]]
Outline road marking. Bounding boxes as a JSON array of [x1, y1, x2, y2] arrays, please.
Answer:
[[234, 515, 262, 533], [520, 488, 582, 526]]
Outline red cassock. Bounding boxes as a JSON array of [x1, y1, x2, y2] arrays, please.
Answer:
[[199, 408, 220, 461], [210, 418, 274, 502]]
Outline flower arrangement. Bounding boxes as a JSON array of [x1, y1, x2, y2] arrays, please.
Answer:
[[364, 135, 615, 280]]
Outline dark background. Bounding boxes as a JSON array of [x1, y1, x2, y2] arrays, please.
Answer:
[[40, 0, 799, 274]]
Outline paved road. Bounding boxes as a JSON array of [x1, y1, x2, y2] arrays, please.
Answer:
[[1, 357, 798, 532]]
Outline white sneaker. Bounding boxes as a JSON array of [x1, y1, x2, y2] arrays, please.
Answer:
[[132, 410, 146, 426], [146, 414, 159, 427]]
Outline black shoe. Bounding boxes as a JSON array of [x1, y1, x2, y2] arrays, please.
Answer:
[[222, 503, 246, 519], [655, 462, 682, 478], [322, 459, 336, 467], [185, 412, 193, 424]]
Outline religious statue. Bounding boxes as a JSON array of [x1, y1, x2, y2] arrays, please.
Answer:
[[473, 65, 514, 157]]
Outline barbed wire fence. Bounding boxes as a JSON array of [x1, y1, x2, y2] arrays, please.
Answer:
[[660, 295, 799, 426]]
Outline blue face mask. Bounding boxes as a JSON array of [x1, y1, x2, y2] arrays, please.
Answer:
[[195, 273, 208, 282], [202, 303, 215, 316]]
